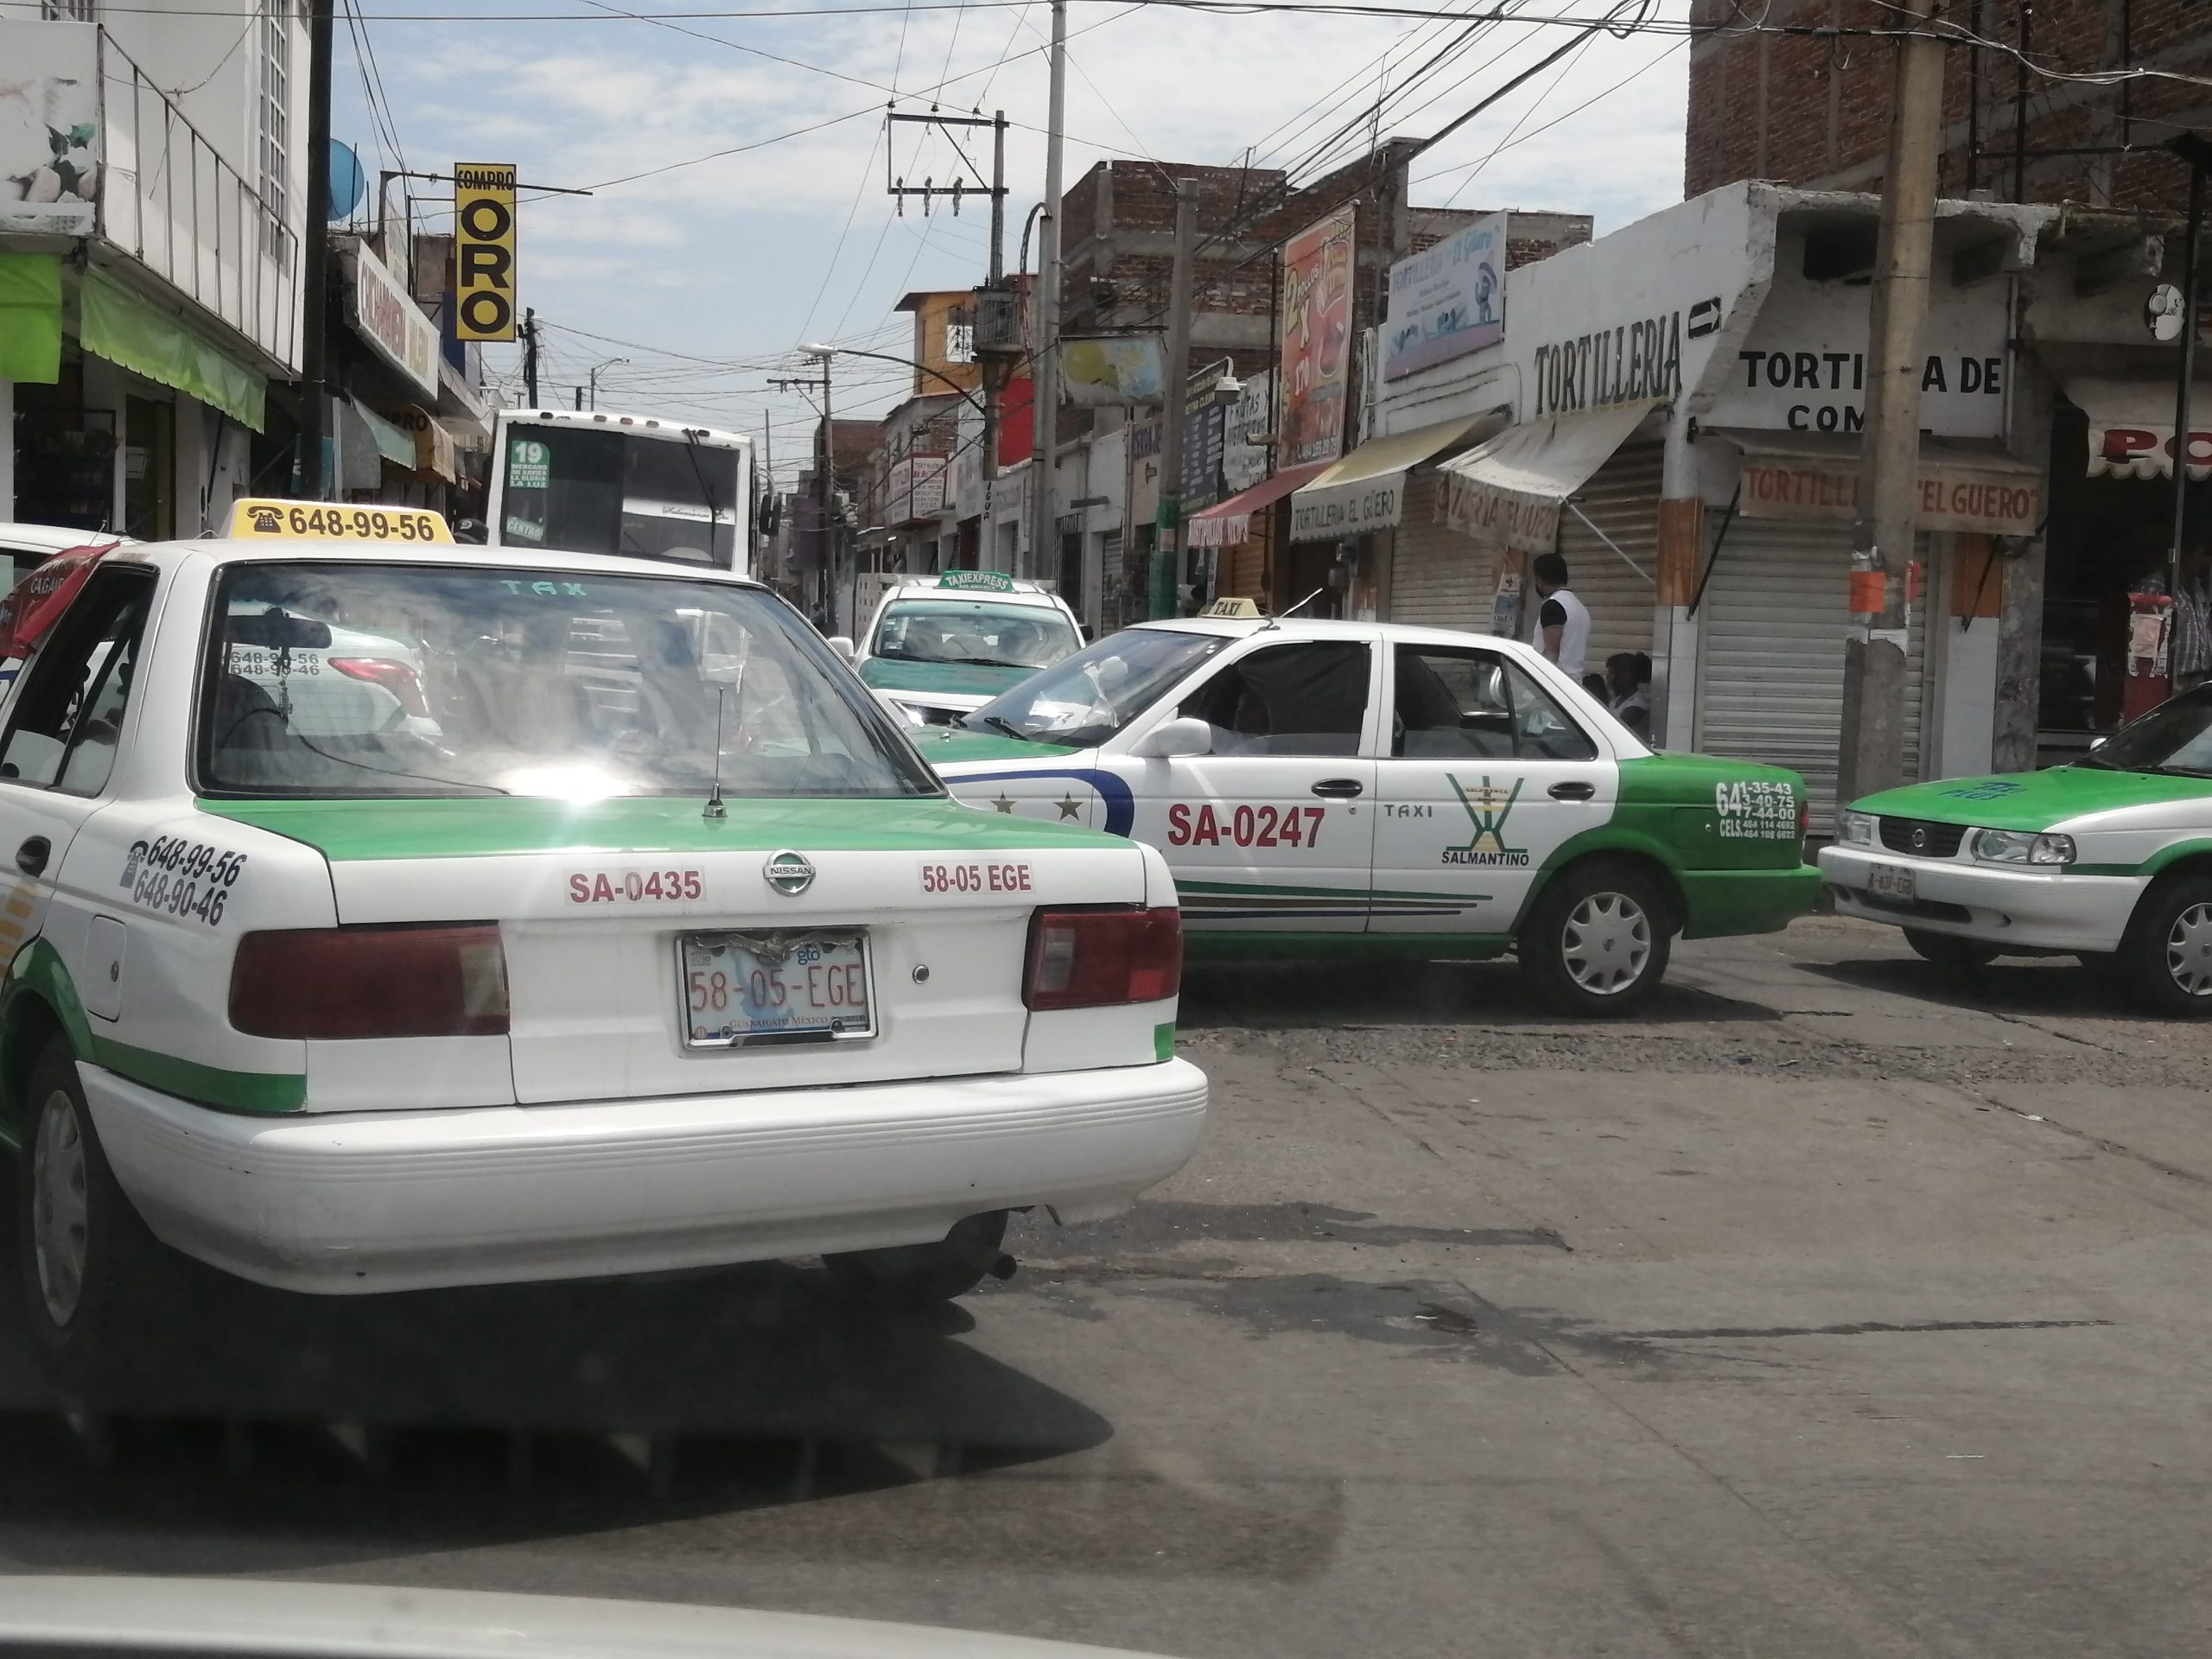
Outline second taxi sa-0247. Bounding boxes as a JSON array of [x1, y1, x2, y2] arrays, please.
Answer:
[[0, 503, 1204, 1374], [913, 611, 1821, 1014]]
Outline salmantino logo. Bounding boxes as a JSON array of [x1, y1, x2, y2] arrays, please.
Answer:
[[1443, 776, 1530, 868]]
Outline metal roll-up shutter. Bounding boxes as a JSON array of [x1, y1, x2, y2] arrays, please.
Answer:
[[1221, 508, 1268, 600], [1388, 472, 1490, 631], [1694, 521, 1929, 828], [1555, 443, 1662, 674]]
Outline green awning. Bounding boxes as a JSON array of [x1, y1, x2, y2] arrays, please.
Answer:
[[349, 397, 416, 467], [79, 267, 265, 431], [0, 252, 63, 384]]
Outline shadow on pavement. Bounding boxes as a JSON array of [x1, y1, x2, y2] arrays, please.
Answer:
[[1179, 959, 1782, 1028], [1796, 953, 2149, 1020], [0, 1245, 1116, 1573]]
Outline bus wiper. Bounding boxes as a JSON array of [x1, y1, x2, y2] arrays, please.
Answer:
[[681, 429, 722, 550], [980, 715, 1032, 741]]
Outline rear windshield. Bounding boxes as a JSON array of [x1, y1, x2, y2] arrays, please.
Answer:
[[199, 563, 937, 801], [868, 598, 1079, 671]]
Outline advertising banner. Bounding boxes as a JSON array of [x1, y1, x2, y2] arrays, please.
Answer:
[[1279, 207, 1356, 467], [1382, 212, 1504, 381], [453, 162, 518, 342], [1060, 334, 1167, 407], [0, 23, 99, 236]]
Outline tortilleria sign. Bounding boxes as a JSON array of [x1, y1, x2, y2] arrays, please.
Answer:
[[1738, 454, 2040, 534]]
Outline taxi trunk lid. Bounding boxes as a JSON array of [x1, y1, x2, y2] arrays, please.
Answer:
[[200, 796, 1146, 1103]]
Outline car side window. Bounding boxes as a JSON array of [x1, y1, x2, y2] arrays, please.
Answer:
[[0, 567, 155, 795], [1177, 641, 1370, 757], [1393, 645, 1597, 762]]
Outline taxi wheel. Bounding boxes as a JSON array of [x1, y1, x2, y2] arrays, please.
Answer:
[[825, 1210, 1014, 1305], [12, 1039, 156, 1379], [1904, 930, 2000, 970], [2123, 876, 2212, 1016], [1521, 862, 1672, 1017]]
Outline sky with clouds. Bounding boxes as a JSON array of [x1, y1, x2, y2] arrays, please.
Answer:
[[333, 0, 1694, 481]]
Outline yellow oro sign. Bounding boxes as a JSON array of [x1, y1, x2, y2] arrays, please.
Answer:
[[454, 162, 518, 342], [226, 499, 454, 543]]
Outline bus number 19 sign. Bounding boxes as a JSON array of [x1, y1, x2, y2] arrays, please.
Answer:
[[454, 162, 518, 342]]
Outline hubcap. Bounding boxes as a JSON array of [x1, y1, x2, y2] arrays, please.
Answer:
[[2164, 902, 2212, 997], [30, 1090, 89, 1328], [1562, 892, 1652, 995]]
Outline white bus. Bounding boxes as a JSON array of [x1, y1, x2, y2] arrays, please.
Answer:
[[486, 408, 755, 575]]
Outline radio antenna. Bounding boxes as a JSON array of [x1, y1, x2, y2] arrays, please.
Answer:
[[704, 684, 728, 820]]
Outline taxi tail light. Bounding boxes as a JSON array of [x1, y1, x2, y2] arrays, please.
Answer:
[[1798, 799, 1811, 841], [1024, 906, 1182, 1011], [231, 924, 510, 1039], [327, 656, 429, 717]]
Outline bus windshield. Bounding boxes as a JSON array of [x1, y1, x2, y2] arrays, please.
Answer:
[[498, 423, 743, 567]]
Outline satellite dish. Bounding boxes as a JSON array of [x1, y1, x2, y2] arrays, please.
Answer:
[[327, 141, 365, 220], [2147, 283, 2186, 343]]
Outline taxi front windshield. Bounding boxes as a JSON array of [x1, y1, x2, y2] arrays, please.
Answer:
[[869, 598, 1080, 671], [963, 626, 1230, 747], [199, 563, 935, 800], [2082, 683, 2212, 777]]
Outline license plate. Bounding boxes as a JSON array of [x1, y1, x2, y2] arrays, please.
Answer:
[[1867, 863, 1916, 900], [680, 931, 874, 1046]]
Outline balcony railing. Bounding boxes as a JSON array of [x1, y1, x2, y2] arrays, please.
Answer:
[[96, 29, 302, 373]]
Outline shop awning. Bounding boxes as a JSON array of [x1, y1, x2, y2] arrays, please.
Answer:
[[1713, 427, 2042, 535], [372, 403, 458, 480], [1439, 401, 1658, 554], [1188, 461, 1332, 549], [79, 268, 264, 432], [1287, 413, 1495, 543], [0, 252, 62, 385], [349, 397, 417, 468], [2045, 364, 2212, 482]]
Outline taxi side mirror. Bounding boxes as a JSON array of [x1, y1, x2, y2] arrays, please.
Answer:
[[827, 635, 855, 662], [1131, 715, 1212, 760]]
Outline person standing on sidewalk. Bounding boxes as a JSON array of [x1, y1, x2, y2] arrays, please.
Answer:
[[1531, 552, 1591, 682]]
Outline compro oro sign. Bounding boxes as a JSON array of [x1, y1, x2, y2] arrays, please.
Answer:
[[454, 162, 518, 342]]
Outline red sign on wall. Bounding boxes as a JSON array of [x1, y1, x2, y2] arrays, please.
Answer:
[[998, 375, 1034, 468]]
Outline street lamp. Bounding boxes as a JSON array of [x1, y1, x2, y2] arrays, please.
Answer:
[[586, 356, 629, 411], [798, 344, 985, 413]]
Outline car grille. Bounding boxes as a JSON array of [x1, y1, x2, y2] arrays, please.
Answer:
[[1878, 817, 1967, 859]]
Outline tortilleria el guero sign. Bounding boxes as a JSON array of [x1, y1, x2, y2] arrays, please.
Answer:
[[1736, 451, 2040, 535]]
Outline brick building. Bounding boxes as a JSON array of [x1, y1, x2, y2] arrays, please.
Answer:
[[1685, 0, 2211, 214]]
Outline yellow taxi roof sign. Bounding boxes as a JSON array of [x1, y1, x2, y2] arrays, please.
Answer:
[[1200, 596, 1263, 619], [227, 499, 454, 544]]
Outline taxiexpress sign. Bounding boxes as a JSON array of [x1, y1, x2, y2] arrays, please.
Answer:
[[1738, 458, 2039, 535]]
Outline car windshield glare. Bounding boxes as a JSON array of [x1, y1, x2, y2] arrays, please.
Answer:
[[199, 563, 937, 801], [965, 626, 1231, 745], [871, 599, 1080, 671], [2085, 684, 2212, 776]]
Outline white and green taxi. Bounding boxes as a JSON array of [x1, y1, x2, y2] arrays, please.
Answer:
[[1821, 684, 2212, 1012], [851, 571, 1083, 727], [912, 607, 1821, 1015], [0, 501, 1203, 1371]]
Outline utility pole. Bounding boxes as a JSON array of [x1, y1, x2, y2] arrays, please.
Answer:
[[1153, 182, 1197, 620], [1027, 0, 1068, 580], [298, 0, 334, 498], [2164, 133, 2211, 597], [521, 307, 539, 407], [1839, 0, 1946, 806], [572, 386, 582, 410]]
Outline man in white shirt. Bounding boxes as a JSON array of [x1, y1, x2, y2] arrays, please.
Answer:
[[1531, 552, 1591, 681]]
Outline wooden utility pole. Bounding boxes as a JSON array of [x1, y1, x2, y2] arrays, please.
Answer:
[[1153, 183, 1197, 619], [298, 0, 334, 498], [1839, 0, 1948, 807], [1027, 0, 1068, 579]]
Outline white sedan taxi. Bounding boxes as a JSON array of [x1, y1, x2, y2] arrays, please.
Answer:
[[1821, 682, 2212, 1013], [853, 572, 1084, 726], [0, 502, 1203, 1371], [912, 605, 1821, 1015]]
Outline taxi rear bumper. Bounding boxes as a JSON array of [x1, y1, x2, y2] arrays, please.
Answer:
[[84, 1058, 1208, 1294], [1817, 843, 2141, 952]]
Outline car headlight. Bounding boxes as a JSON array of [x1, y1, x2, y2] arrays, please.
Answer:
[[1838, 810, 1876, 846], [1971, 829, 2076, 866]]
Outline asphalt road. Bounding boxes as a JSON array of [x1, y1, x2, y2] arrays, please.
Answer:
[[6, 917, 2212, 1657]]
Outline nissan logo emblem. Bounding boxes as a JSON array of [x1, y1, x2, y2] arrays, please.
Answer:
[[1909, 827, 1928, 852], [763, 850, 815, 895]]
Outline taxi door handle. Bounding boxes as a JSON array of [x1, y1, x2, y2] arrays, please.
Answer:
[[1311, 779, 1364, 799], [1548, 781, 1597, 802], [16, 836, 48, 876]]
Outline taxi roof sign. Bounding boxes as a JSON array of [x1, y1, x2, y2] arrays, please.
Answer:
[[227, 499, 454, 544], [1200, 596, 1263, 619], [937, 569, 1015, 593]]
